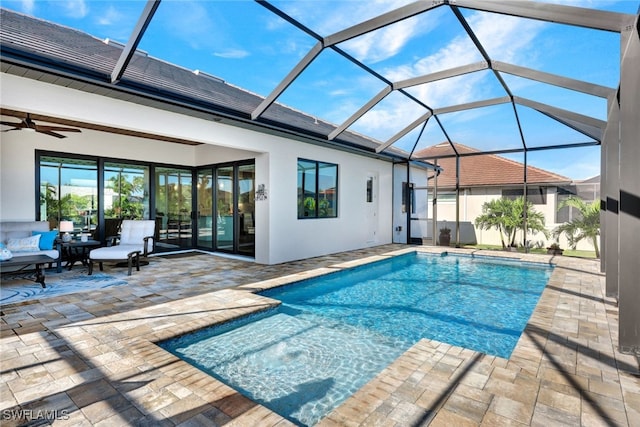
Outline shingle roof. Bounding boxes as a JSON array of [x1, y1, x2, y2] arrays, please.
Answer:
[[0, 8, 405, 158], [414, 143, 571, 188]]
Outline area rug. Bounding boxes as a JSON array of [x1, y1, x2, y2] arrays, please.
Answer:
[[1, 269, 128, 305]]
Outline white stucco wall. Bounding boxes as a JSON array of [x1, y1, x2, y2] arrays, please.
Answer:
[[429, 186, 596, 251], [1, 73, 396, 264]]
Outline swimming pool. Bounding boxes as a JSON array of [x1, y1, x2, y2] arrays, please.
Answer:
[[161, 252, 552, 426]]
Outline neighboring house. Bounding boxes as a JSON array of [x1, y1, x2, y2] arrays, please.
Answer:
[[0, 9, 433, 264], [413, 143, 599, 251]]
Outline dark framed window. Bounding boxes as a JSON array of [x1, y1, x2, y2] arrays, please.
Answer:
[[402, 182, 415, 213], [297, 159, 338, 219], [38, 155, 98, 232], [366, 177, 373, 203], [502, 187, 547, 204]]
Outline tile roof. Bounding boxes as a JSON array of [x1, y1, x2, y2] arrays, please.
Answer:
[[414, 143, 571, 188], [0, 8, 413, 161]]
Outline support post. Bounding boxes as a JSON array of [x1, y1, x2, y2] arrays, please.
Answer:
[[432, 159, 438, 245], [523, 150, 528, 251], [455, 156, 460, 247], [603, 94, 619, 296], [618, 17, 640, 354]]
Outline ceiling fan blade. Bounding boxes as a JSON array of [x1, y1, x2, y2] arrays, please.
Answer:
[[2, 115, 81, 137], [38, 130, 67, 139], [36, 125, 81, 133], [0, 120, 26, 128]]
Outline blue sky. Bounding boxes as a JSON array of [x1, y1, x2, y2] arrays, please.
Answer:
[[3, 0, 639, 180]]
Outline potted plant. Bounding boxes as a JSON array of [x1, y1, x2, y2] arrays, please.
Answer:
[[439, 226, 451, 246], [547, 243, 563, 255]]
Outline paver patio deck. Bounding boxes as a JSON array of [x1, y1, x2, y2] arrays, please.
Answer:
[[1, 245, 638, 426]]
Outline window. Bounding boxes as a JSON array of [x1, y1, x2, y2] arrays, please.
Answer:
[[402, 182, 415, 213], [104, 162, 150, 220], [556, 183, 599, 223], [297, 159, 338, 218], [39, 155, 98, 232], [502, 187, 547, 204], [427, 192, 456, 205]]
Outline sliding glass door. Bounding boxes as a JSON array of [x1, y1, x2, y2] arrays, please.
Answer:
[[196, 169, 214, 248], [237, 164, 255, 256], [39, 156, 98, 234], [38, 151, 254, 257], [155, 167, 193, 251], [196, 162, 255, 256], [216, 166, 234, 251]]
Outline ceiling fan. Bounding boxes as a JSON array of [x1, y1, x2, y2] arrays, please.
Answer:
[[1, 114, 81, 139]]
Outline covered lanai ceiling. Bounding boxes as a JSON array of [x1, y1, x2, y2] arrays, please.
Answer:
[[1, 0, 638, 168]]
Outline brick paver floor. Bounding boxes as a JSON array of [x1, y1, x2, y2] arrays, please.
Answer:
[[1, 245, 638, 426]]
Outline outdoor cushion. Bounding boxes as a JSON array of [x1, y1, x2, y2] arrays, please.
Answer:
[[32, 230, 58, 250], [0, 243, 12, 260], [88, 220, 155, 276], [89, 245, 142, 260], [7, 235, 41, 252]]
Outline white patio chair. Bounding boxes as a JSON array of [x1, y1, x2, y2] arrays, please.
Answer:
[[88, 220, 155, 275]]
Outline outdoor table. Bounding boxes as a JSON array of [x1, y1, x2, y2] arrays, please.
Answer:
[[0, 254, 53, 287], [61, 240, 101, 270]]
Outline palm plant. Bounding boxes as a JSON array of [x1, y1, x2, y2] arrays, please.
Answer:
[[475, 196, 548, 248], [553, 196, 600, 258]]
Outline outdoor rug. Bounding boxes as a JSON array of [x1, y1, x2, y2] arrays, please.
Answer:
[[1, 268, 128, 305]]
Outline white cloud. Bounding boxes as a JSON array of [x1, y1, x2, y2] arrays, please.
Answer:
[[342, 18, 421, 63], [19, 0, 35, 14], [161, 2, 215, 49], [213, 49, 250, 59], [326, 9, 543, 141], [355, 10, 546, 139], [278, 0, 432, 64], [61, 0, 88, 19], [96, 5, 121, 26]]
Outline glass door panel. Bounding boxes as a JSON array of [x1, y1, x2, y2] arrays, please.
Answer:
[[155, 167, 193, 251], [103, 162, 149, 243], [104, 162, 150, 221], [39, 156, 98, 236], [238, 164, 255, 256], [196, 169, 214, 249], [216, 166, 234, 252]]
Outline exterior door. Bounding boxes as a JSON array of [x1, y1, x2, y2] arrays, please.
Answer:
[[365, 173, 378, 243], [237, 164, 255, 256], [199, 162, 255, 256], [155, 167, 193, 251], [196, 169, 214, 249], [216, 166, 234, 252]]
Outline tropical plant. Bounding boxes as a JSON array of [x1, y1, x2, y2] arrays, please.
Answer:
[[553, 196, 600, 258], [40, 183, 84, 226], [474, 196, 548, 248]]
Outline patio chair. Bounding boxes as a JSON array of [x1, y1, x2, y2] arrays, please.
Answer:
[[90, 218, 122, 244], [88, 220, 155, 275]]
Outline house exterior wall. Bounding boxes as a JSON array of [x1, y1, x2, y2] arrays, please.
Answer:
[[428, 186, 595, 251], [1, 73, 395, 264]]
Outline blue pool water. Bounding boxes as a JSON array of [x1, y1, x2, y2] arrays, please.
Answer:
[[160, 252, 552, 426]]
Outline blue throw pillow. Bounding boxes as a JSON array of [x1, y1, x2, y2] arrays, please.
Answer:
[[32, 230, 58, 250]]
